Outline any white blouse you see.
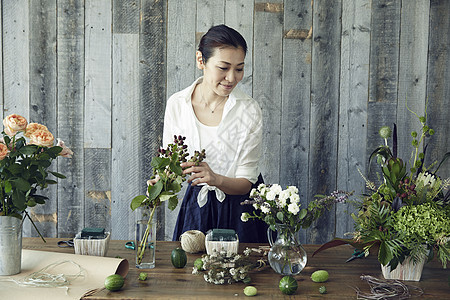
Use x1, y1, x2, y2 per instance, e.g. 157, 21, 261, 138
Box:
162, 77, 262, 206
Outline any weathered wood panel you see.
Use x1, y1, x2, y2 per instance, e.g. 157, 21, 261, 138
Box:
56, 0, 85, 238
336, 0, 371, 238
139, 0, 167, 241
426, 0, 450, 180
254, 0, 283, 185
280, 0, 312, 243
84, 0, 112, 149
164, 0, 197, 240
366, 0, 401, 182
396, 1, 430, 165
166, 0, 197, 98
84, 148, 111, 230
308, 1, 342, 244
26, 0, 58, 237
2, 0, 29, 117
111, 32, 140, 240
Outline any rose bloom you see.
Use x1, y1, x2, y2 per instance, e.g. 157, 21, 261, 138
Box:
3, 114, 28, 132
4, 126, 18, 137
0, 143, 8, 160
24, 123, 49, 138
29, 129, 54, 147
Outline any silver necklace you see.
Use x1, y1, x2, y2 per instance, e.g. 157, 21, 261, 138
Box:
201, 85, 227, 113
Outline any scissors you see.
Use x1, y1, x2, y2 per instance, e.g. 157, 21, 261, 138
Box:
346, 248, 365, 262
125, 241, 135, 250
57, 239, 74, 248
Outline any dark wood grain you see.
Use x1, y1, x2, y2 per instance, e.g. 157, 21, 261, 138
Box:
56, 0, 85, 238
27, 0, 58, 238
308, 0, 342, 244
22, 238, 450, 299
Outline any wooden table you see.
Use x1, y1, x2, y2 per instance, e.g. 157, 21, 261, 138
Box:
23, 238, 449, 299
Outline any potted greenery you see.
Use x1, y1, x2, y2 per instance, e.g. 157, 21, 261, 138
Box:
130, 135, 204, 269
0, 114, 72, 275
314, 105, 449, 281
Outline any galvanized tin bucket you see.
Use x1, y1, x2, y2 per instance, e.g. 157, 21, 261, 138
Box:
0, 216, 23, 275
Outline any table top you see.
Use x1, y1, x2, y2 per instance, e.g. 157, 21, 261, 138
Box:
23, 238, 449, 299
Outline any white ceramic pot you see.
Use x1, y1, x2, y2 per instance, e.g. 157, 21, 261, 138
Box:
381, 255, 427, 281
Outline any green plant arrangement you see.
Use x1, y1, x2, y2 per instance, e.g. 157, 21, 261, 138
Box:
0, 114, 72, 238
130, 135, 205, 265
314, 104, 450, 277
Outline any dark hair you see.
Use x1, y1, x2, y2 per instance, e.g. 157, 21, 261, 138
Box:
198, 24, 247, 63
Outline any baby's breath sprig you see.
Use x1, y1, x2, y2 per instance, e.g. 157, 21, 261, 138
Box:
192, 247, 268, 284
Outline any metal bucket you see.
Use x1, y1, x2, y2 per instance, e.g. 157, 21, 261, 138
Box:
0, 216, 23, 275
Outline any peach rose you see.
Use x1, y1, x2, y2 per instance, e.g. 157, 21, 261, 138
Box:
0, 143, 8, 160
29, 129, 54, 147
4, 126, 17, 137
56, 138, 73, 158
3, 114, 28, 133
24, 123, 49, 138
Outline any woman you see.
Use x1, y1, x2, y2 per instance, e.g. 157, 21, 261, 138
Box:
163, 24, 267, 243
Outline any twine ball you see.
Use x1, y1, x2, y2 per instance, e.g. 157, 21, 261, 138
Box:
180, 230, 206, 253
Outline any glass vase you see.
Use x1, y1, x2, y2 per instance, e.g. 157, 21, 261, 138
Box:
135, 206, 156, 269
267, 224, 307, 275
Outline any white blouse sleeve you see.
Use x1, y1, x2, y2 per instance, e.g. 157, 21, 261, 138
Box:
234, 101, 262, 184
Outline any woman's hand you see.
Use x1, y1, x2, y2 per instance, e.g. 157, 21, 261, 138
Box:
146, 175, 160, 196
181, 161, 220, 187
181, 161, 252, 195
147, 175, 160, 186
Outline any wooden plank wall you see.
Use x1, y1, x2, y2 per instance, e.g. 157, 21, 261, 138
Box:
1, 0, 449, 244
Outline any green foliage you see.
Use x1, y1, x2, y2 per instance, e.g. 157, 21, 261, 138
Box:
130, 136, 204, 212
347, 102, 450, 271
1, 135, 65, 217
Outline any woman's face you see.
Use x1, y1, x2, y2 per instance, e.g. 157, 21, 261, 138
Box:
198, 47, 245, 97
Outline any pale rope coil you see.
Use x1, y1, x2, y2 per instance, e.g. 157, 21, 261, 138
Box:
180, 230, 206, 253
12, 260, 85, 288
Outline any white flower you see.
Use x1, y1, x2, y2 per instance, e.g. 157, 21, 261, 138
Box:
261, 203, 270, 214
266, 190, 277, 201
253, 203, 260, 210
270, 184, 282, 194
241, 212, 249, 222
277, 197, 287, 208
250, 188, 258, 197
279, 190, 290, 201
287, 185, 298, 194
257, 183, 266, 191
288, 202, 300, 215
290, 193, 300, 203
229, 268, 236, 276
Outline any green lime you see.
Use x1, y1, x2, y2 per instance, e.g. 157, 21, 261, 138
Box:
279, 276, 298, 295
139, 272, 148, 281
311, 270, 329, 282
104, 274, 125, 291
243, 286, 257, 296
171, 247, 187, 268
194, 258, 203, 271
